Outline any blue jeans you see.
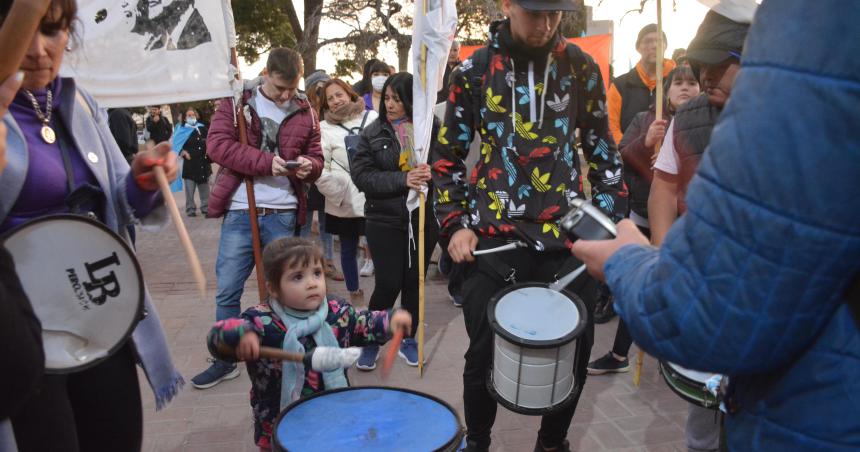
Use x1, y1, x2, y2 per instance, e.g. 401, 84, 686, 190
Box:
339, 234, 360, 292
215, 210, 297, 321
299, 208, 334, 261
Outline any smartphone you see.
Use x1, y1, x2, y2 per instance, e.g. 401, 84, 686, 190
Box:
284, 160, 302, 169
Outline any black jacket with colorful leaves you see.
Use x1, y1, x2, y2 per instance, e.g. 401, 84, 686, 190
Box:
431, 20, 627, 251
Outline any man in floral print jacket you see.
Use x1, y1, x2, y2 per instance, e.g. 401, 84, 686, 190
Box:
431, 1, 626, 451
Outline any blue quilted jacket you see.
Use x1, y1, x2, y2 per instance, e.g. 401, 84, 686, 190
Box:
605, 1, 860, 450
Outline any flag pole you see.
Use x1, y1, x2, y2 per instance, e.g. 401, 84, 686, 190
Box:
230, 48, 267, 302
635, 0, 664, 388
416, 0, 431, 379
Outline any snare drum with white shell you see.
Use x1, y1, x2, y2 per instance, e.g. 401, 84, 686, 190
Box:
1, 215, 144, 373
487, 283, 588, 415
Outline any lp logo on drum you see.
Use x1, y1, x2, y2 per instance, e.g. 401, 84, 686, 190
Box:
66, 252, 122, 309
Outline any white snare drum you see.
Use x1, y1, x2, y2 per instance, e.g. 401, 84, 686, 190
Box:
1, 215, 144, 373
659, 361, 723, 409
487, 283, 587, 414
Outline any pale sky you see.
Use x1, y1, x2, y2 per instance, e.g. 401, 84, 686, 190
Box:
239, 0, 712, 84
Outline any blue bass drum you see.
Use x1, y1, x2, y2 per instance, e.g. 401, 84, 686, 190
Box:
273, 387, 464, 451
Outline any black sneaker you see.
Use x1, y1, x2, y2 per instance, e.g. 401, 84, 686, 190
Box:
191, 359, 240, 389
587, 352, 630, 375
534, 438, 570, 452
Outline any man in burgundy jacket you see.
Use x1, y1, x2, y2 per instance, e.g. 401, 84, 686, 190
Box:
192, 48, 323, 389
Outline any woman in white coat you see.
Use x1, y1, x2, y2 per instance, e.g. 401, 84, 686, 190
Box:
315, 79, 377, 304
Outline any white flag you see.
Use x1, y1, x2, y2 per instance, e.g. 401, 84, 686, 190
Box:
697, 0, 761, 23
61, 0, 233, 108
408, 0, 457, 212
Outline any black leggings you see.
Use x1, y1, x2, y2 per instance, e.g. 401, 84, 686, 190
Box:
11, 343, 143, 452
461, 239, 600, 450
364, 215, 438, 337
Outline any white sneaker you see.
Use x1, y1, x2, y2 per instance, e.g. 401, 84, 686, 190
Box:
359, 259, 375, 277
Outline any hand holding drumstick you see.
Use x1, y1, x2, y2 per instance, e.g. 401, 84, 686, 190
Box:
382, 309, 413, 378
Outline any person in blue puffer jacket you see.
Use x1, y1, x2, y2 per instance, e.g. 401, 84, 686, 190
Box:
570, 1, 860, 450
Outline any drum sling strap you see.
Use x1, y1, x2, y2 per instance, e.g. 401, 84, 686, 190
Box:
53, 117, 104, 216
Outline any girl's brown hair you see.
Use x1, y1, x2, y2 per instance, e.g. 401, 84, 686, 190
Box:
262, 237, 324, 287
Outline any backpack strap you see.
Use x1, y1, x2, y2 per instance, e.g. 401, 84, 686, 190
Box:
336, 123, 352, 134
359, 111, 369, 129
467, 46, 491, 131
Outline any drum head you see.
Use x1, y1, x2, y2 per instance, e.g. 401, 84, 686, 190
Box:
1, 215, 144, 373
488, 283, 586, 348
274, 387, 462, 451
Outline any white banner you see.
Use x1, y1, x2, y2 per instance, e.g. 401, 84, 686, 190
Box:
61, 0, 233, 108
408, 0, 457, 212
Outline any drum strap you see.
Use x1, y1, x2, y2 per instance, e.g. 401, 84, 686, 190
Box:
846, 274, 860, 329
482, 252, 518, 284
53, 117, 103, 215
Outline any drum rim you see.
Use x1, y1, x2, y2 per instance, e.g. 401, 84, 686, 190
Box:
486, 368, 582, 416
0, 214, 145, 374
658, 361, 719, 409
487, 282, 588, 349
272, 386, 464, 452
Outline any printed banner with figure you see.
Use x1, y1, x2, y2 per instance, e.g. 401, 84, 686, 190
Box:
61, 0, 233, 108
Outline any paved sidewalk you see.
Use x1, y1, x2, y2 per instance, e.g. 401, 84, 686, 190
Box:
136, 196, 689, 451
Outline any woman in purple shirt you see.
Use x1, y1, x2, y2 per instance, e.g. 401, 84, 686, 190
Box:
0, 1, 183, 450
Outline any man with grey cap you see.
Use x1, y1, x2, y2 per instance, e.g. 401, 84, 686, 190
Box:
432, 0, 626, 450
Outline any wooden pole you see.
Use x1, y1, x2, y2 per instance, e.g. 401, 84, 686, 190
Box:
230, 48, 267, 302
153, 166, 206, 297
418, 192, 427, 377
635, 0, 664, 388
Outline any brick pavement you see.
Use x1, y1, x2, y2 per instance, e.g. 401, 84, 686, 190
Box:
135, 195, 688, 451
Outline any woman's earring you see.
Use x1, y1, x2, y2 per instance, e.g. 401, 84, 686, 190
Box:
66, 45, 72, 51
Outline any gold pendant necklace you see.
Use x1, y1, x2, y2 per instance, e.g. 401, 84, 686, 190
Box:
24, 89, 56, 144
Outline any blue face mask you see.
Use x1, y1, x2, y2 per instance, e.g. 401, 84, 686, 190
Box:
186, 118, 197, 126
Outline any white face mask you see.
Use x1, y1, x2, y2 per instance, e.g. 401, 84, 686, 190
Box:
371, 75, 388, 93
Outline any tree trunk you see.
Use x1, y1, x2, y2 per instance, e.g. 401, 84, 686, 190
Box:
300, 0, 324, 74
397, 38, 411, 72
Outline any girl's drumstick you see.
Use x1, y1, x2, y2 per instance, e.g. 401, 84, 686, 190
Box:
152, 165, 207, 298
381, 327, 405, 379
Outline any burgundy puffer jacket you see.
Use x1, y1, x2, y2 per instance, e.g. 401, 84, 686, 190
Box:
206, 80, 323, 224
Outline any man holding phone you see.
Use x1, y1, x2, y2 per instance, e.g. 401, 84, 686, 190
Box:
193, 47, 323, 389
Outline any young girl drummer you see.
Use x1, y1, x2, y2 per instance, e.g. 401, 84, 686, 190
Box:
207, 237, 411, 450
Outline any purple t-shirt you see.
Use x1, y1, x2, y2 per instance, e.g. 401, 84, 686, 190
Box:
1, 78, 159, 234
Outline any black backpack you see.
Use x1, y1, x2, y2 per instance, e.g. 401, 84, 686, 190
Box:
337, 111, 371, 167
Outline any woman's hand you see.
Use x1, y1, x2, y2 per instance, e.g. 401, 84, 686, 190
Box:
389, 309, 413, 336
570, 220, 650, 281
131, 142, 178, 191
644, 119, 668, 148
406, 163, 431, 190
236, 331, 261, 361
180, 150, 191, 160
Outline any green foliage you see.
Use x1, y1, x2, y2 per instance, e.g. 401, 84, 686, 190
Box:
232, 0, 297, 64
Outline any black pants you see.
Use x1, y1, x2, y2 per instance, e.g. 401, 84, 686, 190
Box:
609, 225, 650, 357
11, 343, 143, 452
364, 214, 439, 336
439, 237, 465, 298
462, 238, 599, 449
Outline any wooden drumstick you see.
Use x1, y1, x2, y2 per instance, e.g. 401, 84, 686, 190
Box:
259, 346, 305, 363
381, 327, 405, 380
152, 165, 207, 298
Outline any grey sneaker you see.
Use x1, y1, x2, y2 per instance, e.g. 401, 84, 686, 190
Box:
191, 359, 240, 389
